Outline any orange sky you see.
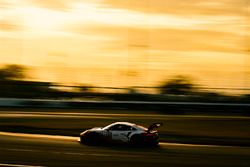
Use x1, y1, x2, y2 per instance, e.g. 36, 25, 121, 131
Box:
0, 0, 249, 90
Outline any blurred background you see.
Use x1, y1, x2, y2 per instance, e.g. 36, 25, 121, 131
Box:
0, 0, 249, 101
0, 3, 250, 165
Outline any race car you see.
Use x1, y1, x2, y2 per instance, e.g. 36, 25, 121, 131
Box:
80, 122, 162, 146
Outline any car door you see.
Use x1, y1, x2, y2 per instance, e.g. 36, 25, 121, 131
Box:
109, 124, 132, 143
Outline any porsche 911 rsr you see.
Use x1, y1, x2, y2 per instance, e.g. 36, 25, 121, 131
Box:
80, 122, 162, 146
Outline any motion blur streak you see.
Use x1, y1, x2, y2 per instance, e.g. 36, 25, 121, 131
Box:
0, 131, 249, 167
0, 111, 249, 119
0, 131, 78, 141
0, 131, 249, 150
0, 163, 45, 167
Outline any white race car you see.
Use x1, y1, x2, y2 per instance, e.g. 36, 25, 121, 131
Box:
80, 122, 162, 146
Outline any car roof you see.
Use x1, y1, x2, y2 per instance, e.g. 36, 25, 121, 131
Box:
111, 122, 136, 126
111, 122, 147, 130
103, 122, 147, 131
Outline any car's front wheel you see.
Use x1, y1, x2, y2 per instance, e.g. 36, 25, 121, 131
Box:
81, 132, 101, 145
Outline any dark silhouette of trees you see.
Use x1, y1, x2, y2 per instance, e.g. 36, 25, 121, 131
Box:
0, 64, 80, 98
159, 75, 195, 95
0, 64, 26, 80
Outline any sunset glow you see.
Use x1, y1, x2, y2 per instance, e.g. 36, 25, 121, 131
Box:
0, 0, 249, 89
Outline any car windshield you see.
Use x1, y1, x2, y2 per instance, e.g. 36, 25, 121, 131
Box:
103, 123, 117, 130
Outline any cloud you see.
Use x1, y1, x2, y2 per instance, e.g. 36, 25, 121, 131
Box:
27, 0, 72, 11
0, 0, 8, 8
78, 25, 245, 53
0, 20, 20, 31
100, 0, 248, 16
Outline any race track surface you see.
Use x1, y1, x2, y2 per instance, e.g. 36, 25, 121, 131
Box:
0, 132, 249, 167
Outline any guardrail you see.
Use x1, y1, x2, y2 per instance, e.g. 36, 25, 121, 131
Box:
0, 98, 249, 116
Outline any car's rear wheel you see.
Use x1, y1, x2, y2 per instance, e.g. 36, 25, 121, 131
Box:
130, 135, 143, 146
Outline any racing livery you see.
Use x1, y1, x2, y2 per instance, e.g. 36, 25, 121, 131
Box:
80, 122, 162, 146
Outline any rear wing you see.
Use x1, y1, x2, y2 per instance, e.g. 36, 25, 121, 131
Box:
147, 123, 163, 132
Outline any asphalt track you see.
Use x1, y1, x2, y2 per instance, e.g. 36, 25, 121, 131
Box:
0, 132, 249, 167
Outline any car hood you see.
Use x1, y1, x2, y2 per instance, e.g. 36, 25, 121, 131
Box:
89, 127, 103, 131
